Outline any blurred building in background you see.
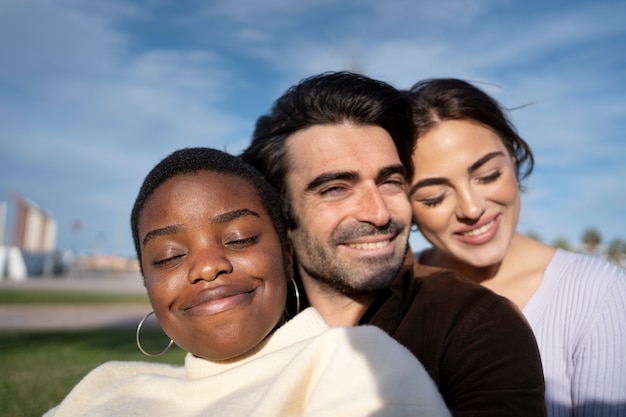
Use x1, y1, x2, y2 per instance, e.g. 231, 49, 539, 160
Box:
1, 192, 138, 281
0, 193, 56, 280
11, 192, 57, 253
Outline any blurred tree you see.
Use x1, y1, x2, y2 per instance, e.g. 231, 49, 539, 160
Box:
526, 231, 542, 243
607, 238, 626, 264
552, 237, 571, 250
582, 227, 602, 253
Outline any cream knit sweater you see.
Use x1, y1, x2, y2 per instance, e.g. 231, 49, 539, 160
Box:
44, 308, 450, 417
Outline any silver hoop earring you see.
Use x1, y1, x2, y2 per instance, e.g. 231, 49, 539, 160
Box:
284, 277, 301, 318
136, 311, 174, 357
291, 277, 301, 315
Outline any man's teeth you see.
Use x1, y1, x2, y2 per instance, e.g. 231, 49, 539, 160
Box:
348, 240, 390, 250
463, 220, 495, 237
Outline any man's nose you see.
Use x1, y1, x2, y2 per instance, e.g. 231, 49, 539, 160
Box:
354, 184, 392, 227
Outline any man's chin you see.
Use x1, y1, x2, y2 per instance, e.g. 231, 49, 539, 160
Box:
344, 266, 398, 293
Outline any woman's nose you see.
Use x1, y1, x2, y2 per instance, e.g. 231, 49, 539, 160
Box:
187, 247, 233, 284
455, 186, 485, 222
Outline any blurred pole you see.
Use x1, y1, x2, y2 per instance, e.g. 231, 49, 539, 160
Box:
0, 201, 7, 246
0, 201, 6, 278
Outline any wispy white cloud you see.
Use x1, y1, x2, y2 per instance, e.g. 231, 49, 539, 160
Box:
1, 0, 624, 253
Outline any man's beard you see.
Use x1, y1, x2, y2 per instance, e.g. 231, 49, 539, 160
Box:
291, 219, 409, 297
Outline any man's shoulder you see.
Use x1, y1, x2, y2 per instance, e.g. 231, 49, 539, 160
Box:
392, 261, 522, 327
410, 262, 469, 283
399, 250, 493, 292
367, 255, 526, 343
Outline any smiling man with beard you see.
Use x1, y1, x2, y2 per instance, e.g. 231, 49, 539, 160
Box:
284, 122, 411, 305
241, 71, 547, 417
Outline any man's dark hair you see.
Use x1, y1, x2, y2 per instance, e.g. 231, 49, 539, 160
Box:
131, 147, 287, 273
240, 71, 415, 228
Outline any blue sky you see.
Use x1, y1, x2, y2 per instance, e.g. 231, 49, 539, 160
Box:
1, 0, 625, 257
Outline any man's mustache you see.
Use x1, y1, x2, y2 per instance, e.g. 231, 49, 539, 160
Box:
331, 219, 406, 243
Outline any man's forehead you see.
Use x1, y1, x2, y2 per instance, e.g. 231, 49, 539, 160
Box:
285, 123, 402, 179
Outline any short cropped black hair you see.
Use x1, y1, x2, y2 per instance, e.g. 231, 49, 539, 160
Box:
130, 147, 287, 273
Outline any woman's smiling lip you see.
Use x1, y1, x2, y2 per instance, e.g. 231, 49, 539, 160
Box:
182, 285, 257, 316
454, 214, 500, 245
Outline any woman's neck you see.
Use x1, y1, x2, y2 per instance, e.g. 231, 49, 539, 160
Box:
422, 246, 502, 285
421, 233, 554, 310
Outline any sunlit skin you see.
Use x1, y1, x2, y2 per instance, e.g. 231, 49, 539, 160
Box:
285, 123, 412, 326
410, 120, 520, 276
137, 171, 290, 361
409, 120, 554, 308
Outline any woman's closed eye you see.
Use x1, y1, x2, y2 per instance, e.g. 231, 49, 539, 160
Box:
152, 253, 185, 267
226, 235, 260, 248
418, 194, 445, 208
477, 170, 502, 184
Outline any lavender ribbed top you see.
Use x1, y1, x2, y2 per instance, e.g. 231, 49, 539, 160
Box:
523, 249, 626, 417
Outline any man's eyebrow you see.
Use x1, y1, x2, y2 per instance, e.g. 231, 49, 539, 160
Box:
305, 171, 358, 192
305, 164, 406, 192
468, 151, 505, 174
141, 208, 260, 246
376, 164, 407, 182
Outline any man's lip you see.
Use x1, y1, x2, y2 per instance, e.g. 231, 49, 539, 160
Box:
340, 234, 397, 251
342, 233, 396, 245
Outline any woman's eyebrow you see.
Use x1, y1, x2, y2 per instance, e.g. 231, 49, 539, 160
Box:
142, 209, 261, 246
409, 177, 448, 197
468, 151, 505, 174
143, 224, 181, 246
211, 208, 260, 224
409, 152, 505, 197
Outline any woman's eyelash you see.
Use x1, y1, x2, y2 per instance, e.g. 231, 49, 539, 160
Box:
153, 254, 183, 266
415, 171, 502, 208
478, 170, 502, 183
228, 235, 260, 246
422, 195, 444, 207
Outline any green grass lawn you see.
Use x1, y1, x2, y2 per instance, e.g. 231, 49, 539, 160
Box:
0, 289, 185, 417
0, 328, 186, 417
